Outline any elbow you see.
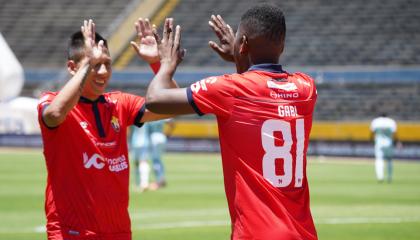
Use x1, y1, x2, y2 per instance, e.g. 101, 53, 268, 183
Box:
145, 99, 161, 113
43, 106, 66, 127
145, 92, 161, 113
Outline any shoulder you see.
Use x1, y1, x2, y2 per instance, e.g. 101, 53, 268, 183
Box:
191, 74, 234, 94
39, 91, 57, 100
292, 72, 315, 85
288, 72, 316, 98
38, 91, 58, 107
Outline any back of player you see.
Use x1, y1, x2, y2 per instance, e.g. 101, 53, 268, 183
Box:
188, 64, 317, 239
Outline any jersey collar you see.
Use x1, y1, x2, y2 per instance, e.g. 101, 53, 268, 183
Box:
79, 95, 107, 104
248, 63, 285, 74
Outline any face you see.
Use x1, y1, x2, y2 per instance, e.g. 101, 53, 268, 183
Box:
68, 49, 112, 100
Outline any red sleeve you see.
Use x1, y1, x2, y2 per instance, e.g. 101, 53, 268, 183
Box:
37, 92, 57, 130
187, 75, 235, 117
119, 93, 146, 128
295, 72, 317, 101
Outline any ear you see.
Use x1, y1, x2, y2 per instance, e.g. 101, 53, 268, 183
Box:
239, 35, 249, 55
279, 41, 285, 55
67, 60, 78, 75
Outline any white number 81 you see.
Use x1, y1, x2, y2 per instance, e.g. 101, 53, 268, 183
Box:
261, 119, 304, 188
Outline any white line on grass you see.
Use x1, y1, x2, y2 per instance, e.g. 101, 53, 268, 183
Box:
317, 216, 420, 224
1, 216, 419, 234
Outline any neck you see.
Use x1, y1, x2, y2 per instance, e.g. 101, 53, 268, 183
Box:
81, 93, 101, 101
250, 56, 279, 65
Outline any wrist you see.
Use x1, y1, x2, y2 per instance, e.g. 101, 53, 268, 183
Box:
150, 62, 161, 74
159, 61, 177, 75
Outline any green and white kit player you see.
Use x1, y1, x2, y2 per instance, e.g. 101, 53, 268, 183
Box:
370, 114, 397, 183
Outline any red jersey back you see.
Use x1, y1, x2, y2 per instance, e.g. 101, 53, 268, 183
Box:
187, 64, 318, 240
38, 91, 145, 240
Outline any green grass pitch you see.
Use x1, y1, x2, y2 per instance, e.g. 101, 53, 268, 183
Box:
0, 149, 419, 240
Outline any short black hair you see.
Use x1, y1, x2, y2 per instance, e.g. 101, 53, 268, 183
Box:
240, 4, 286, 42
67, 31, 108, 62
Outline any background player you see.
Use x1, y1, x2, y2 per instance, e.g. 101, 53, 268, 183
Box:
370, 113, 398, 183
130, 120, 172, 192
38, 20, 169, 239
138, 4, 318, 239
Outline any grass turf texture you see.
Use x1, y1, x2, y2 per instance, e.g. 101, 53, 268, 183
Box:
0, 150, 419, 240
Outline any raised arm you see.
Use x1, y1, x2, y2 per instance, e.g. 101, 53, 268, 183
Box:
145, 18, 194, 114
42, 20, 109, 127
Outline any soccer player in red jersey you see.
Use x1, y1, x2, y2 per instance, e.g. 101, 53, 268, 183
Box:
141, 4, 318, 240
38, 20, 170, 240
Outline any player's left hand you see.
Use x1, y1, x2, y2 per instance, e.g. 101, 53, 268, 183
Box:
158, 18, 185, 70
131, 18, 160, 64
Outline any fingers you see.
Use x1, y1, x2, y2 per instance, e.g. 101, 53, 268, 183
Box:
162, 18, 169, 43
209, 15, 234, 40
139, 18, 146, 37
168, 18, 174, 46
152, 24, 161, 44
130, 41, 140, 53
209, 15, 225, 40
173, 25, 181, 51
216, 15, 227, 28
144, 18, 152, 34
135, 19, 143, 39
208, 41, 224, 55
82, 19, 97, 48
91, 21, 96, 44
98, 40, 104, 49
227, 24, 234, 36
162, 18, 174, 44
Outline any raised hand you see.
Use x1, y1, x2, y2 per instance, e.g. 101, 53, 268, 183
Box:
158, 18, 185, 71
208, 15, 235, 62
81, 19, 108, 66
131, 18, 160, 64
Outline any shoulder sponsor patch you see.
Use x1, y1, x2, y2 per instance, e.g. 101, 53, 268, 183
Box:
267, 80, 297, 91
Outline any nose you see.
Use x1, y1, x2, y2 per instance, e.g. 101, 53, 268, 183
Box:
97, 63, 109, 75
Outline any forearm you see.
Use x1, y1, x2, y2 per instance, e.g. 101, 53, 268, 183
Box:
150, 62, 179, 88
146, 63, 192, 114
146, 62, 177, 101
43, 59, 91, 126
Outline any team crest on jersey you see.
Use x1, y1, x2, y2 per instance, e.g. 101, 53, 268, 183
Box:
111, 116, 120, 132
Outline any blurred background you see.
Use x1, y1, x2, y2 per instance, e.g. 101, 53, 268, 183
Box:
0, 0, 419, 239
1, 0, 420, 157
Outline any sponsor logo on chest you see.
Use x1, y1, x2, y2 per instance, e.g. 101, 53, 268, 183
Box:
83, 152, 128, 172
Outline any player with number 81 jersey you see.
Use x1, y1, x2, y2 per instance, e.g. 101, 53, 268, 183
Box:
187, 63, 317, 239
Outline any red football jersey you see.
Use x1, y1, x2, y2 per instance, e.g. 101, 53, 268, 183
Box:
37, 91, 145, 240
187, 64, 318, 240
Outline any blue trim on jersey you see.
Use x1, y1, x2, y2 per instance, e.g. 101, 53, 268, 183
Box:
134, 104, 146, 128
79, 95, 107, 137
79, 95, 106, 103
248, 64, 285, 74
92, 102, 106, 138
186, 88, 204, 116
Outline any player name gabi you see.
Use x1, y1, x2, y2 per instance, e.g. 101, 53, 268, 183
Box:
278, 105, 298, 117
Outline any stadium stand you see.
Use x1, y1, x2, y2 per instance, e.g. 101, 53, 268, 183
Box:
0, 0, 136, 68
127, 0, 420, 68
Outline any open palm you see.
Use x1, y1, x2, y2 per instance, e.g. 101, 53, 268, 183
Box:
131, 18, 160, 63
